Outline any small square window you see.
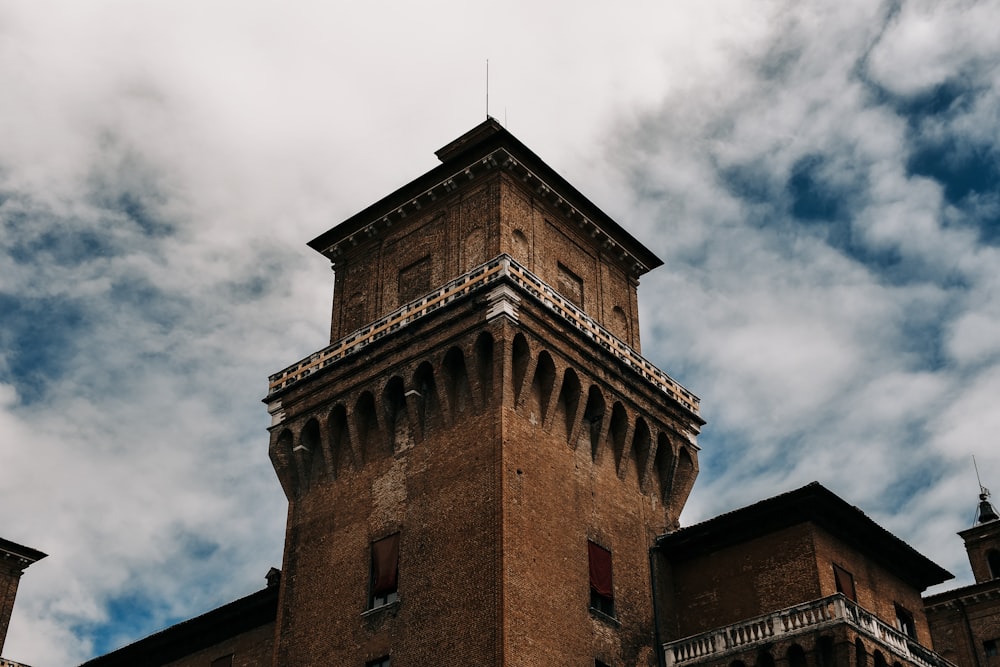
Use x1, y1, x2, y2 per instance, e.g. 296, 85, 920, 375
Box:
984, 639, 998, 657
832, 563, 856, 602
369, 533, 400, 609
588, 540, 614, 617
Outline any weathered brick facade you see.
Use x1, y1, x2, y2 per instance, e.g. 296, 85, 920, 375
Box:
73, 121, 968, 667
0, 538, 45, 661
656, 484, 953, 667
924, 494, 1000, 667
265, 119, 703, 665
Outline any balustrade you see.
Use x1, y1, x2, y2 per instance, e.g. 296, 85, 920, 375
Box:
663, 594, 953, 667
267, 255, 700, 415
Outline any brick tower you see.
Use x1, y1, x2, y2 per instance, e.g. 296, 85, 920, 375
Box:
264, 119, 704, 666
924, 486, 1000, 666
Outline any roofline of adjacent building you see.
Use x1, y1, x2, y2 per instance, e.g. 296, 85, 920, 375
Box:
924, 577, 1000, 608
307, 118, 664, 275
0, 537, 47, 567
656, 482, 953, 590
77, 582, 278, 667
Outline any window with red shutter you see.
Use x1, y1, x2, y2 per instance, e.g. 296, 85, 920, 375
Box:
369, 533, 399, 609
588, 540, 614, 617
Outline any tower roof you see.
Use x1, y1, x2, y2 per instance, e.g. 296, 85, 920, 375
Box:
307, 119, 664, 276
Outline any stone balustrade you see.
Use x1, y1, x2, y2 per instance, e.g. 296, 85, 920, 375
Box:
267, 255, 700, 415
663, 594, 953, 667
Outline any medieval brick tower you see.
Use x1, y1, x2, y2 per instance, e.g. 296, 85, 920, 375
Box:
264, 119, 704, 666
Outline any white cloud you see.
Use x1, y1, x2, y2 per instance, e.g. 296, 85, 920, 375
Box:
2, 1, 999, 664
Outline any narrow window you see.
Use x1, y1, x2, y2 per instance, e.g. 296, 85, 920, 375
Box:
832, 563, 856, 601
399, 255, 432, 304
596, 660, 611, 667
894, 603, 916, 639
366, 657, 391, 667
557, 262, 584, 308
369, 533, 400, 608
988, 549, 1000, 579
588, 540, 614, 617
984, 639, 998, 657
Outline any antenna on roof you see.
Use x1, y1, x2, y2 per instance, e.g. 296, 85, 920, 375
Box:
973, 455, 999, 524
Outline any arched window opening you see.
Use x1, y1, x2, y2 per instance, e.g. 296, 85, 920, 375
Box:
413, 362, 440, 433
631, 418, 651, 488
987, 549, 1000, 579
873, 650, 887, 667
300, 418, 324, 486
528, 351, 556, 424
855, 639, 868, 667
787, 644, 807, 667
756, 650, 775, 667
329, 404, 351, 476
654, 432, 675, 504
555, 368, 581, 442
475, 332, 494, 406
383, 377, 411, 452
443, 347, 472, 415
582, 386, 606, 460
512, 334, 530, 403
817, 636, 835, 667
355, 391, 381, 460
730, 661, 747, 667
608, 402, 629, 467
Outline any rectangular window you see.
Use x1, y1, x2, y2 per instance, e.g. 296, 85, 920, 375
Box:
366, 657, 390, 667
369, 533, 399, 609
588, 540, 614, 617
832, 563, 857, 601
557, 262, 584, 309
984, 639, 998, 657
399, 255, 432, 304
894, 603, 916, 639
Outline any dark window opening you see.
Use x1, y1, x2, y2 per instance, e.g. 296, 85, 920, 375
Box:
596, 660, 611, 667
833, 563, 856, 601
588, 540, 614, 617
984, 639, 998, 657
894, 604, 916, 639
369, 533, 400, 609
366, 657, 390, 667
988, 549, 1000, 579
210, 655, 233, 667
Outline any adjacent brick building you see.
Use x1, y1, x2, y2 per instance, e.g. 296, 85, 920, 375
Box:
77, 121, 966, 667
0, 537, 46, 666
924, 491, 1000, 667
656, 483, 953, 667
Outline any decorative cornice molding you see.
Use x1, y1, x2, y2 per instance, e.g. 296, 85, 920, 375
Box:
266, 255, 699, 419
318, 148, 653, 278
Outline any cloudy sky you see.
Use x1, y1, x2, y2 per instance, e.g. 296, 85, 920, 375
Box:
2, 1, 998, 663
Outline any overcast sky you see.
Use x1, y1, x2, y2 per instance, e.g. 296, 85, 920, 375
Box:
2, 1, 999, 664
